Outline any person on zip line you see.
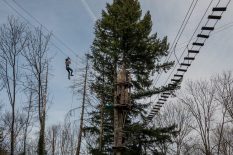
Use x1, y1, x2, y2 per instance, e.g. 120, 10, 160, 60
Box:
65, 57, 74, 79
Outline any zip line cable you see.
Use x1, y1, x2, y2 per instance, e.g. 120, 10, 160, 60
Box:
153, 0, 225, 115
165, 0, 200, 62
163, 0, 230, 86
150, 0, 200, 109
174, 20, 233, 50
155, 0, 231, 90
11, 0, 85, 63
147, 0, 230, 120
1, 0, 90, 124
163, 0, 216, 85
154, 0, 214, 88
169, 22, 233, 55
148, 0, 232, 121
153, 0, 200, 87
1, 0, 66, 57
2, 0, 85, 67
164, 0, 196, 62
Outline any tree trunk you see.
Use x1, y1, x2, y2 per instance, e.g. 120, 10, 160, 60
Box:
76, 57, 88, 155
52, 129, 55, 155
10, 59, 16, 155
10, 106, 15, 155
23, 89, 33, 155
99, 102, 104, 152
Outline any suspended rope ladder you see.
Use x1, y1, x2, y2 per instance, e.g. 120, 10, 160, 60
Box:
147, 0, 231, 121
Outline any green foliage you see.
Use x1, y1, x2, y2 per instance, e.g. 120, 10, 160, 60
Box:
86, 0, 178, 154
124, 123, 178, 154
92, 0, 173, 91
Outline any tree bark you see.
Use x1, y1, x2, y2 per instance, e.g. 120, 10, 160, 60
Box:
76, 57, 88, 155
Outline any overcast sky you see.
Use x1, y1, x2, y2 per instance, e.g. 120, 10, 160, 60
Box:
0, 0, 233, 126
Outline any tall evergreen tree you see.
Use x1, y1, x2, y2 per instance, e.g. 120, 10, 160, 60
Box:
86, 0, 178, 154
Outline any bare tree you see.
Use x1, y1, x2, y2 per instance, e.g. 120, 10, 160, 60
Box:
22, 78, 35, 155
155, 101, 193, 155
23, 27, 51, 155
46, 124, 61, 155
211, 71, 233, 155
180, 80, 218, 155
69, 55, 93, 155
0, 110, 27, 153
46, 116, 79, 155
59, 123, 73, 155
0, 104, 3, 151
213, 108, 228, 155
0, 17, 28, 155
75, 56, 89, 155
214, 72, 233, 122
0, 127, 3, 152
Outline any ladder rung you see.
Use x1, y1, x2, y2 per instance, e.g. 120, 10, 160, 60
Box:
202, 26, 214, 31
159, 98, 167, 101
171, 79, 181, 82
181, 63, 191, 67
212, 7, 227, 11
177, 68, 187, 72
193, 42, 204, 46
152, 105, 162, 111
155, 105, 162, 107
174, 74, 183, 77
188, 50, 199, 53
163, 92, 170, 95
208, 15, 221, 19
161, 95, 168, 98
197, 34, 209, 38
157, 102, 164, 104
184, 57, 195, 60
170, 87, 175, 90
168, 84, 177, 88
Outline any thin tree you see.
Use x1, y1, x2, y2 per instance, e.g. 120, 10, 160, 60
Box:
0, 17, 28, 155
59, 123, 73, 155
213, 71, 233, 155
23, 27, 51, 155
47, 124, 60, 155
75, 56, 89, 155
180, 80, 218, 155
214, 72, 233, 121
1, 110, 27, 152
22, 77, 35, 155
0, 104, 2, 151
155, 101, 193, 155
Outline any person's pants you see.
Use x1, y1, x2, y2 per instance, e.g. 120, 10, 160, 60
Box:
66, 67, 73, 76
